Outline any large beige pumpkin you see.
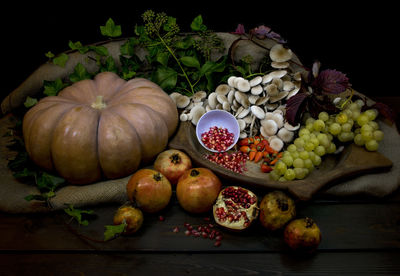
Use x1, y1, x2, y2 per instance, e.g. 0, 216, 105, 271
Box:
22, 72, 178, 185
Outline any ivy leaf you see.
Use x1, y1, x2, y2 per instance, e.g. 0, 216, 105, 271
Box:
190, 15, 207, 32
104, 222, 127, 241
36, 172, 65, 192
88, 45, 109, 56
69, 41, 89, 54
45, 51, 55, 59
99, 56, 118, 73
24, 96, 38, 108
180, 56, 200, 69
285, 92, 309, 125
69, 63, 92, 83
100, 18, 122, 37
312, 69, 350, 94
43, 79, 66, 96
64, 204, 95, 226
52, 53, 69, 68
153, 66, 178, 90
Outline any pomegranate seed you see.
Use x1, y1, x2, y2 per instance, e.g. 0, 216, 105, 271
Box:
214, 241, 221, 247
215, 235, 223, 241
158, 215, 165, 221
184, 230, 191, 236
173, 226, 179, 233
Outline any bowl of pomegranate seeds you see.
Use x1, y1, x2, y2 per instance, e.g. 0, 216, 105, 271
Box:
196, 110, 240, 153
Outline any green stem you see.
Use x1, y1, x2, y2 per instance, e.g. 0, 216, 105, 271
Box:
245, 72, 265, 79
157, 33, 195, 95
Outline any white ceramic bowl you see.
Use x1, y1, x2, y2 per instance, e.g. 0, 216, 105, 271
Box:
196, 110, 240, 152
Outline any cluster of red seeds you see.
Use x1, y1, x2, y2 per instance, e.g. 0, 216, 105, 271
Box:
222, 186, 257, 208
201, 126, 234, 152
205, 152, 248, 174
172, 218, 223, 247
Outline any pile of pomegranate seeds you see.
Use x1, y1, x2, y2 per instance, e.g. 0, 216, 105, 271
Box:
172, 218, 223, 247
201, 126, 234, 152
222, 186, 257, 208
205, 152, 248, 174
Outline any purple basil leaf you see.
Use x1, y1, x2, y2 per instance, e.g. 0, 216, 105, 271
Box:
250, 25, 286, 43
285, 92, 309, 125
312, 69, 351, 94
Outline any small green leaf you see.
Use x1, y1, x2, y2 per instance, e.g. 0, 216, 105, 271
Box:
100, 18, 122, 37
156, 51, 170, 66
100, 56, 118, 73
190, 15, 207, 32
153, 66, 178, 90
69, 63, 92, 83
36, 172, 65, 192
180, 56, 200, 69
64, 204, 95, 226
43, 79, 66, 96
45, 51, 55, 59
52, 53, 69, 68
24, 96, 38, 108
104, 222, 127, 241
88, 45, 109, 56
69, 41, 89, 54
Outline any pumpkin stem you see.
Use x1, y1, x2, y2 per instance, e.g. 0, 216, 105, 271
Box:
91, 96, 107, 109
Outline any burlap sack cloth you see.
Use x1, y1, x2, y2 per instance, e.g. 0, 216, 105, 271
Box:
1, 33, 399, 213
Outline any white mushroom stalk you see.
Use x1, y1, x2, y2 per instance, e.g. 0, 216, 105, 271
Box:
169, 42, 303, 150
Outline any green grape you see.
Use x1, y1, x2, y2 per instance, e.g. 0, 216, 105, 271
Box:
305, 123, 314, 131
336, 113, 348, 124
310, 137, 320, 147
313, 119, 325, 132
314, 145, 326, 156
348, 102, 360, 111
343, 108, 353, 118
354, 133, 365, 146
318, 111, 329, 121
365, 109, 378, 121
304, 158, 314, 169
361, 124, 373, 133
294, 137, 305, 149
282, 155, 294, 166
368, 121, 379, 130
275, 161, 287, 175
278, 177, 287, 182
351, 110, 361, 121
294, 168, 307, 179
355, 99, 365, 108
299, 151, 310, 160
284, 168, 296, 181
311, 154, 322, 166
299, 128, 310, 137
301, 134, 311, 142
356, 113, 369, 126
326, 142, 337, 154
293, 158, 305, 168
287, 144, 297, 153
317, 133, 330, 148
361, 130, 373, 142
269, 170, 280, 181
341, 122, 352, 133
304, 142, 316, 152
290, 151, 299, 159
338, 132, 354, 142
329, 122, 342, 136
365, 139, 379, 151
305, 117, 315, 126
373, 130, 384, 141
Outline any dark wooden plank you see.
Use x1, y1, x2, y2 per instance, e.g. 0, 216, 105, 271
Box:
1, 195, 399, 252
0, 251, 399, 275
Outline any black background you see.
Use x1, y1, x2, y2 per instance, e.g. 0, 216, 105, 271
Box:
1, 2, 397, 105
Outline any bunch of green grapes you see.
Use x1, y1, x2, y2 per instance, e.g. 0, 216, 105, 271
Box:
270, 99, 384, 181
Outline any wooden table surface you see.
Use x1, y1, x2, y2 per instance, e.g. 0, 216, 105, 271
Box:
0, 96, 399, 276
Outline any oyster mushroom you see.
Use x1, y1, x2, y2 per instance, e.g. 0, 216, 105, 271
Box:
271, 61, 290, 69
271, 113, 284, 128
217, 94, 228, 105
227, 89, 235, 103
180, 113, 188, 122
277, 128, 294, 143
269, 91, 289, 103
261, 119, 278, 136
236, 78, 251, 92
190, 106, 205, 125
237, 119, 246, 131
251, 85, 263, 95
215, 84, 231, 96
284, 122, 300, 131
249, 76, 263, 87
251, 105, 265, 120
169, 92, 182, 104
208, 92, 218, 109
283, 81, 295, 92
176, 95, 191, 109
265, 83, 279, 96
236, 107, 250, 119
269, 137, 284, 152
255, 96, 269, 106
262, 70, 288, 84
222, 102, 231, 112
248, 95, 259, 105
192, 91, 207, 102
270, 44, 293, 62
227, 76, 237, 87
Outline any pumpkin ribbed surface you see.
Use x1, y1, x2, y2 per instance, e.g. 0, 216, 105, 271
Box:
22, 72, 178, 185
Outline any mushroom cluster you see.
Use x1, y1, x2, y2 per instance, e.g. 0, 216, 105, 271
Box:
169, 43, 302, 152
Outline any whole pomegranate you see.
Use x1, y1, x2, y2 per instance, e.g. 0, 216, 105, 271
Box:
154, 149, 192, 185
284, 217, 322, 252
259, 191, 296, 231
113, 204, 144, 235
126, 168, 172, 213
213, 186, 259, 231
176, 168, 222, 214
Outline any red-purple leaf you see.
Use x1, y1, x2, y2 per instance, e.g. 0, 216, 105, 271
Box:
285, 92, 309, 125
250, 25, 287, 43
312, 69, 350, 94
231, 24, 245, 35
